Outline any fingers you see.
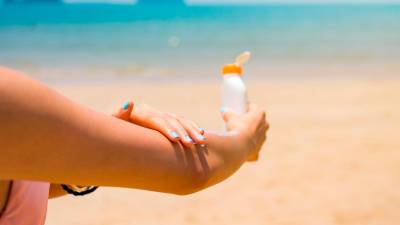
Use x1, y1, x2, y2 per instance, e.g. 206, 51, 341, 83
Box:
166, 113, 205, 146
248, 123, 268, 163
166, 117, 197, 148
148, 117, 181, 142
220, 107, 238, 122
112, 101, 134, 121
149, 116, 205, 148
247, 103, 258, 113
186, 119, 205, 135
247, 103, 265, 120
175, 117, 206, 145
247, 103, 267, 125
264, 119, 270, 132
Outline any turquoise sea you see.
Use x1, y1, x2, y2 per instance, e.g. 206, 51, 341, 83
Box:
0, 4, 399, 82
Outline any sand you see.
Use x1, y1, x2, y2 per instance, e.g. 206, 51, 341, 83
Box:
45, 79, 400, 225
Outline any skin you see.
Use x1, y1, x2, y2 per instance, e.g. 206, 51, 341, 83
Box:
0, 66, 268, 211
0, 181, 11, 213
113, 102, 207, 148
48, 103, 207, 199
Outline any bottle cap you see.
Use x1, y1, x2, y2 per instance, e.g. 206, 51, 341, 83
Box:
221, 51, 251, 76
222, 64, 242, 75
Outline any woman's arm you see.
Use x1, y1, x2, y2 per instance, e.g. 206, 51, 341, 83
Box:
0, 67, 267, 195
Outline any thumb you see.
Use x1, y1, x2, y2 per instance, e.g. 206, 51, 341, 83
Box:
112, 101, 134, 121
220, 107, 237, 122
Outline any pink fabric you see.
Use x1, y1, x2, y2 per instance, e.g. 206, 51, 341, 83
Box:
0, 181, 50, 225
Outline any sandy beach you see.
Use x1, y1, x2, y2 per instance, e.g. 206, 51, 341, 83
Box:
44, 78, 400, 225
1, 2, 399, 224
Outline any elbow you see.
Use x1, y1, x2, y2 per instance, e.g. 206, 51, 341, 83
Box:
171, 170, 212, 196
173, 186, 203, 196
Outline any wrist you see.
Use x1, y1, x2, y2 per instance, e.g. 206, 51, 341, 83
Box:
226, 130, 253, 160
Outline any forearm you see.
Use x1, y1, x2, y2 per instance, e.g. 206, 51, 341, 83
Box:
0, 67, 249, 195
47, 133, 248, 197
192, 131, 249, 192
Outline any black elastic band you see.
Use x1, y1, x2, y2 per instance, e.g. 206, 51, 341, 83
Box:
61, 184, 98, 196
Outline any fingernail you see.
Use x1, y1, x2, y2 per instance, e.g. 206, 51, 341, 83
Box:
184, 135, 193, 143
220, 107, 228, 113
122, 102, 130, 110
199, 128, 205, 133
170, 131, 179, 139
198, 134, 205, 140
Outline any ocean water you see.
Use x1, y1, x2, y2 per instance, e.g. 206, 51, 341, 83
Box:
0, 4, 399, 82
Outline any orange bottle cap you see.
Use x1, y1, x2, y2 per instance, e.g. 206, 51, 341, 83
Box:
222, 64, 242, 75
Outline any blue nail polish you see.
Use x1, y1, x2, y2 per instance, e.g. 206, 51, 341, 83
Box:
122, 102, 130, 110
171, 131, 179, 138
184, 135, 193, 143
220, 107, 228, 113
198, 134, 205, 140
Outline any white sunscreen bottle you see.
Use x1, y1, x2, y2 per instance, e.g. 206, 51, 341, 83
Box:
221, 51, 251, 115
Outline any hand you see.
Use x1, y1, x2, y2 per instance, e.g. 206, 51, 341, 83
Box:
113, 102, 206, 148
221, 103, 269, 162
